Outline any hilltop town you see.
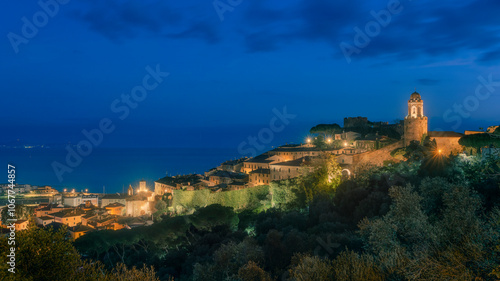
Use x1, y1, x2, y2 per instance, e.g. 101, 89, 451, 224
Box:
1, 91, 498, 240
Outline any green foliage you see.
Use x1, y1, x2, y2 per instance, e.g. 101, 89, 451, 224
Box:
192, 238, 265, 281
459, 133, 500, 150
332, 250, 383, 281
289, 254, 334, 281
298, 153, 342, 202
189, 204, 239, 231
310, 123, 342, 136
0, 223, 162, 281
312, 134, 327, 149
153, 200, 168, 222
237, 261, 272, 281
269, 178, 306, 210
172, 185, 270, 213
1, 204, 35, 225
390, 147, 406, 160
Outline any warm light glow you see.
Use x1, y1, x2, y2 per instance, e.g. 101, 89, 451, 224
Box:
344, 142, 347, 147
63, 189, 67, 192
438, 149, 442, 154
85, 189, 88, 193
327, 138, 332, 143
72, 189, 75, 193
306, 138, 311, 143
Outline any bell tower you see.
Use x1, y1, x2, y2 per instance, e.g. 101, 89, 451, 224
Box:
404, 91, 428, 146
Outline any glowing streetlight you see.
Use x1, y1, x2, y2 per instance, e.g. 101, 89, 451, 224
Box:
438, 149, 442, 154
306, 138, 311, 143
63, 189, 67, 193
85, 189, 88, 193
327, 138, 332, 143
343, 142, 347, 147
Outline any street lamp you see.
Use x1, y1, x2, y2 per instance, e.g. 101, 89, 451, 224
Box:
344, 142, 347, 147
85, 189, 88, 193
306, 138, 311, 143
327, 138, 332, 143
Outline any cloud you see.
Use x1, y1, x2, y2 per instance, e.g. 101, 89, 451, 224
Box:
416, 78, 441, 86
167, 21, 220, 44
477, 50, 500, 65
72, 0, 500, 65
236, 0, 500, 64
73, 0, 219, 44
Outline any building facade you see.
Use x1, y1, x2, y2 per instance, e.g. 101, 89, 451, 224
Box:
404, 92, 428, 146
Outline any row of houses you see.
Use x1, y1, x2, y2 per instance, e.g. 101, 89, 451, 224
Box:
0, 184, 58, 195
2, 182, 158, 240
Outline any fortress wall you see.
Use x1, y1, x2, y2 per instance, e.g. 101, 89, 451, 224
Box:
353, 140, 404, 168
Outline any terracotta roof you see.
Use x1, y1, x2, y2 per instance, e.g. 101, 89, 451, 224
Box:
69, 225, 94, 233
249, 168, 270, 174
51, 209, 84, 218
271, 156, 314, 167
38, 216, 54, 221
428, 131, 464, 138
104, 202, 125, 208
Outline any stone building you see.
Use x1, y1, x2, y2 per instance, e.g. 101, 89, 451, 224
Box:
249, 168, 271, 185
344, 117, 368, 128
270, 156, 313, 181
404, 92, 428, 146
428, 131, 464, 155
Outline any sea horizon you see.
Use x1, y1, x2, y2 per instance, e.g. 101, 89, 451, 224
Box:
1, 146, 244, 194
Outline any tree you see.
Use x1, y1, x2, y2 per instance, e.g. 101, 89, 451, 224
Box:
153, 200, 168, 222
189, 204, 239, 231
238, 261, 272, 281
310, 123, 342, 137
459, 133, 500, 152
1, 204, 35, 225
298, 153, 342, 202
289, 254, 334, 281
0, 222, 162, 280
312, 135, 327, 150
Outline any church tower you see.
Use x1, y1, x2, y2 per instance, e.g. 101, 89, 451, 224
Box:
404, 91, 428, 146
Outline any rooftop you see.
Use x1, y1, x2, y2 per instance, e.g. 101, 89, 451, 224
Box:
271, 156, 314, 167
210, 170, 247, 179
249, 168, 271, 174
38, 216, 54, 221
68, 224, 94, 233
155, 174, 203, 186
428, 131, 464, 138
104, 202, 125, 208
245, 153, 274, 163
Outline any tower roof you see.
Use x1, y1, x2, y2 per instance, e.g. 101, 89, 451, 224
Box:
409, 91, 422, 101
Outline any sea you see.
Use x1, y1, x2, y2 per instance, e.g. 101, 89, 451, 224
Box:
0, 147, 242, 194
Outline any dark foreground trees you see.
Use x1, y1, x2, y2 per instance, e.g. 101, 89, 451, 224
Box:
0, 223, 163, 281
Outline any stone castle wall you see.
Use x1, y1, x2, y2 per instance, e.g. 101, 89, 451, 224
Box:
353, 140, 404, 168
404, 117, 428, 146
344, 117, 368, 128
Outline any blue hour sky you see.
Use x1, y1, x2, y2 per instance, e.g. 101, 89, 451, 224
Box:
1, 0, 499, 149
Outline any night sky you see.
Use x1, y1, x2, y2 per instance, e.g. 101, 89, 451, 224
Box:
2, 0, 499, 149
